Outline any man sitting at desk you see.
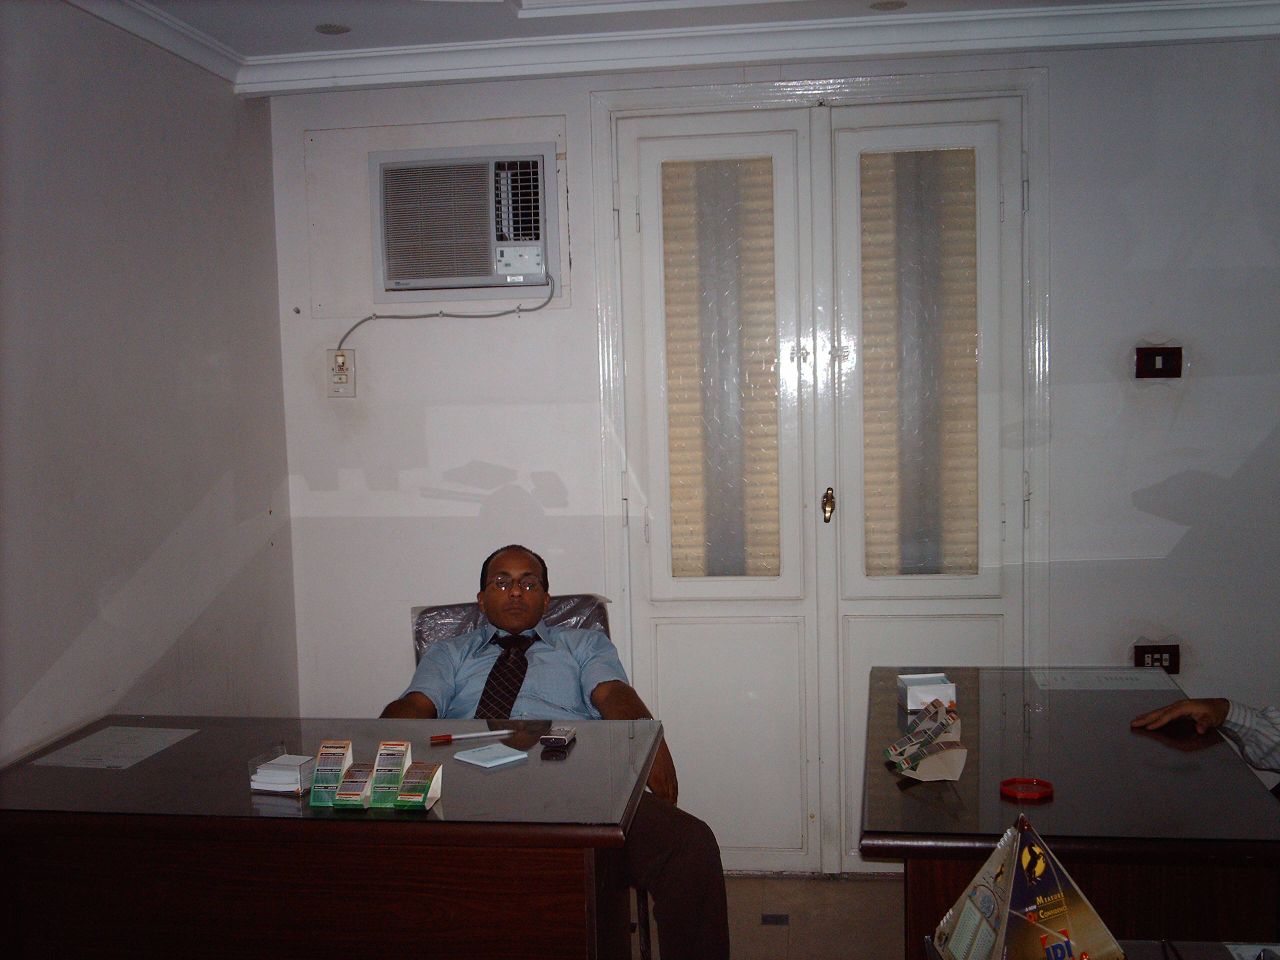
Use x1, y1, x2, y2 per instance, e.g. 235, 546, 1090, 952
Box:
381, 544, 730, 960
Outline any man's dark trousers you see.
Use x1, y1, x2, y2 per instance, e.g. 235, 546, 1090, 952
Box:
624, 792, 730, 960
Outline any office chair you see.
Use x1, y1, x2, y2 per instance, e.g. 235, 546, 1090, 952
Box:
410, 593, 653, 960
412, 593, 611, 663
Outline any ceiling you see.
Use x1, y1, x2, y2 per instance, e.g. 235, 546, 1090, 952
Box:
69, 0, 1280, 95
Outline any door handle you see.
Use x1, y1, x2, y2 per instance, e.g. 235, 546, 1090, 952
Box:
822, 487, 835, 523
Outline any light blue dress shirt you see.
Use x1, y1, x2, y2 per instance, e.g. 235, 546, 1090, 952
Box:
401, 619, 629, 720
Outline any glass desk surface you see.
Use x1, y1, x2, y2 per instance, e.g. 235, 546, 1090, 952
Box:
0, 715, 661, 826
863, 666, 1280, 845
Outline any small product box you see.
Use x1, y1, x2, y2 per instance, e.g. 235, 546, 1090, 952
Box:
332, 761, 375, 809
370, 740, 412, 809
393, 761, 443, 810
308, 739, 353, 807
897, 672, 956, 712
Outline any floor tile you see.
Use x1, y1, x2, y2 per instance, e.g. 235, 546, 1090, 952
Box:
728, 873, 905, 960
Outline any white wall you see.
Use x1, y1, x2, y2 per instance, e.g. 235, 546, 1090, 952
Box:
0, 2, 297, 765
271, 64, 740, 716
1042, 41, 1280, 718
272, 38, 1280, 724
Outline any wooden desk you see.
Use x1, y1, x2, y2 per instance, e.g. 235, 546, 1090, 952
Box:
0, 715, 660, 958
861, 667, 1280, 960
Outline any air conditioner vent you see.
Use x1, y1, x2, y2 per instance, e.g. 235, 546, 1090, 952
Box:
382, 163, 492, 282
494, 160, 542, 243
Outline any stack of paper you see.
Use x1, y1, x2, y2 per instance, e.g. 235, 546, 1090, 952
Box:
250, 754, 315, 795
897, 672, 957, 712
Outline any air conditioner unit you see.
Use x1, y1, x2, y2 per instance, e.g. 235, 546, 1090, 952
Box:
370, 143, 558, 294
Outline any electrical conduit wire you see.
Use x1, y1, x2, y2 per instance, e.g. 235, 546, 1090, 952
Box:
336, 276, 557, 351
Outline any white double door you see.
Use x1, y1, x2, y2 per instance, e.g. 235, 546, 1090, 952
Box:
615, 97, 1027, 872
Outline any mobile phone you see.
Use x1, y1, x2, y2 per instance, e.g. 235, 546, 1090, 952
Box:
539, 726, 577, 747
540, 741, 576, 761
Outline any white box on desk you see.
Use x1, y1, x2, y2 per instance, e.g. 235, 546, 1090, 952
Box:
897, 673, 956, 711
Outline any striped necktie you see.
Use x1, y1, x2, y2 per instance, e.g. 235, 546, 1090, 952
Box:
474, 632, 536, 720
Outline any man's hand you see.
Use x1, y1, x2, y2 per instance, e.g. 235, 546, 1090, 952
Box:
380, 692, 438, 719
645, 738, 679, 805
591, 679, 679, 805
1131, 697, 1229, 735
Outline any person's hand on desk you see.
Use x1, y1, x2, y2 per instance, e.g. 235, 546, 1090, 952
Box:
592, 679, 680, 806
1131, 697, 1230, 735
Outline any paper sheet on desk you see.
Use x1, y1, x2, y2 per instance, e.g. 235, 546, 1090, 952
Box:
1030, 668, 1179, 691
32, 726, 197, 769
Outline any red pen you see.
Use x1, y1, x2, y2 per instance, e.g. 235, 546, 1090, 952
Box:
429, 729, 514, 745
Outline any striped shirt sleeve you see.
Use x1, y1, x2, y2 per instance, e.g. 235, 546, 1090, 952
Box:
1222, 701, 1280, 774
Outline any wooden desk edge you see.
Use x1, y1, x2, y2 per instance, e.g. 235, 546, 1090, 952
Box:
618, 719, 663, 834
860, 830, 1280, 864
0, 808, 630, 849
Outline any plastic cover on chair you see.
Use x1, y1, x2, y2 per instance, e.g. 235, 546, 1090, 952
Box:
411, 594, 611, 663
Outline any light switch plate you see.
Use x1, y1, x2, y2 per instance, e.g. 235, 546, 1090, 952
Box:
1135, 345, 1182, 379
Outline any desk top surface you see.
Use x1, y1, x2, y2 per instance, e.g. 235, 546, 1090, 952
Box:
863, 666, 1280, 854
0, 715, 660, 833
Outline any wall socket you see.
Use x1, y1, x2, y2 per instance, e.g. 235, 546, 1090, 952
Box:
1133, 641, 1180, 674
327, 348, 355, 398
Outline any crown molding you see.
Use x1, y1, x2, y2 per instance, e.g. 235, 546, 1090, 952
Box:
66, 0, 242, 82
66, 0, 1280, 97
515, 0, 815, 16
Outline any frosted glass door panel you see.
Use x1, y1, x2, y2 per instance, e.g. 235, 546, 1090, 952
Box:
833, 111, 1013, 601
859, 148, 979, 577
661, 158, 781, 578
633, 125, 804, 602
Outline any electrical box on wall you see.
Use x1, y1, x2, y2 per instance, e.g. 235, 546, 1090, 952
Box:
369, 143, 558, 296
327, 348, 355, 398
1133, 639, 1180, 674
1135, 345, 1182, 378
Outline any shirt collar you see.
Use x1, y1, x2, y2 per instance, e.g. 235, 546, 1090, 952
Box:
483, 620, 547, 643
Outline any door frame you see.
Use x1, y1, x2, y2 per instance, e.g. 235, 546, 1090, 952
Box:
589, 68, 1050, 871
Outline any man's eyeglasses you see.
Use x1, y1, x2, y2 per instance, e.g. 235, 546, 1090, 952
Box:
486, 575, 544, 594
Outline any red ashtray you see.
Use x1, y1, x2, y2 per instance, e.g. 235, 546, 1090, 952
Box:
1000, 777, 1054, 803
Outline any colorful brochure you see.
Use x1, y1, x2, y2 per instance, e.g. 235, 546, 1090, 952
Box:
887, 698, 962, 759
898, 740, 968, 781
370, 740, 412, 808
886, 698, 967, 780
308, 739, 353, 807
332, 761, 375, 809
934, 815, 1123, 960
393, 761, 442, 810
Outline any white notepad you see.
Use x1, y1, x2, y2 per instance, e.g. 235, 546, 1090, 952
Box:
454, 743, 527, 768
